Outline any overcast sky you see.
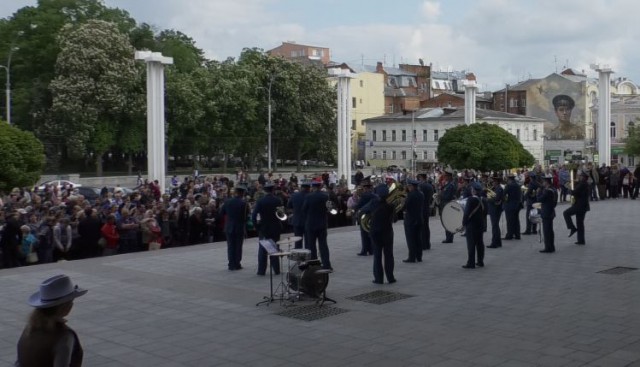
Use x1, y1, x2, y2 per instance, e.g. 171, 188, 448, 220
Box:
2, 0, 638, 90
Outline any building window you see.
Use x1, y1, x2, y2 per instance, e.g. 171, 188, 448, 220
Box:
351, 120, 356, 130
382, 130, 387, 141
611, 122, 616, 138
382, 151, 387, 160
533, 129, 538, 141
422, 129, 427, 141
402, 130, 407, 141
352, 97, 357, 108
413, 130, 417, 142
516, 129, 521, 140
372, 150, 377, 159
392, 151, 397, 160
361, 120, 365, 126
392, 130, 396, 142
360, 80, 364, 87
360, 98, 363, 104
422, 151, 427, 160
434, 129, 439, 141
372, 130, 377, 141
522, 99, 526, 107
401, 151, 407, 160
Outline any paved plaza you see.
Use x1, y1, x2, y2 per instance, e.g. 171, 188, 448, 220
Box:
1, 199, 639, 367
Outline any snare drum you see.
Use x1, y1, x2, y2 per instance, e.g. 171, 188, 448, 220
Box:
529, 208, 542, 224
288, 249, 311, 262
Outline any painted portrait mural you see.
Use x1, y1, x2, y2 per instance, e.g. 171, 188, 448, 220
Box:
527, 74, 586, 140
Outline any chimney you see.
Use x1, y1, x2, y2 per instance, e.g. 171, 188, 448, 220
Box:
465, 72, 477, 81
376, 62, 384, 73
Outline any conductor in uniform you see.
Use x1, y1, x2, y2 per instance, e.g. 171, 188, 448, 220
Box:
440, 169, 457, 243
418, 173, 434, 250
252, 182, 283, 276
355, 180, 375, 256
360, 184, 397, 284
287, 180, 311, 249
302, 181, 333, 270
462, 182, 485, 269
219, 185, 248, 271
537, 174, 557, 253
564, 171, 590, 245
503, 173, 522, 240
403, 179, 424, 263
486, 174, 504, 248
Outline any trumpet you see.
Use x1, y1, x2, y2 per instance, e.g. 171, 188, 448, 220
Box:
486, 188, 496, 199
275, 206, 288, 221
326, 200, 338, 215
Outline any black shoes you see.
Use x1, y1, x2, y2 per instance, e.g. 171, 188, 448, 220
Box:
441, 240, 453, 243
575, 242, 585, 245
372, 280, 383, 284
462, 264, 475, 269
476, 262, 484, 267
402, 259, 416, 263
486, 245, 501, 248
503, 237, 513, 240
539, 250, 555, 253
568, 228, 577, 237
357, 252, 368, 256
522, 232, 532, 235
388, 279, 397, 284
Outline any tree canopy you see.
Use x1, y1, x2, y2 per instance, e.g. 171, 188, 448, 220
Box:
623, 118, 640, 157
0, 122, 45, 192
437, 122, 535, 171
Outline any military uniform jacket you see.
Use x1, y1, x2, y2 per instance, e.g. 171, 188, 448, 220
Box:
488, 185, 504, 214
220, 196, 247, 235
355, 191, 375, 213
404, 189, 424, 227
302, 191, 329, 231
503, 182, 522, 211
525, 181, 539, 205
418, 181, 434, 211
287, 191, 308, 227
536, 187, 557, 219
462, 196, 484, 228
571, 181, 590, 213
252, 193, 283, 239
441, 181, 457, 205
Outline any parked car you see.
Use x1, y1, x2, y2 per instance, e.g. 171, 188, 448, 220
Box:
75, 186, 101, 203
37, 180, 82, 191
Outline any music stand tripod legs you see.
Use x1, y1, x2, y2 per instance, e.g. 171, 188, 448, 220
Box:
256, 257, 276, 306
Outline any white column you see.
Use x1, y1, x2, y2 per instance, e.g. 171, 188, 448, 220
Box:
592, 64, 613, 166
464, 80, 478, 125
135, 51, 173, 194
329, 68, 354, 188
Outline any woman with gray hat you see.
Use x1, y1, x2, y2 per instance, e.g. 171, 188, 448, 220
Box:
16, 274, 87, 366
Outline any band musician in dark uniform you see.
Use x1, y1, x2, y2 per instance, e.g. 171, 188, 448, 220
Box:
564, 171, 590, 245
418, 173, 434, 250
486, 174, 504, 248
302, 181, 333, 270
523, 172, 539, 235
219, 185, 248, 271
440, 169, 457, 243
252, 182, 283, 276
354, 179, 375, 256
503, 173, 522, 240
462, 182, 485, 269
403, 179, 424, 263
359, 184, 396, 284
537, 174, 557, 253
287, 180, 311, 249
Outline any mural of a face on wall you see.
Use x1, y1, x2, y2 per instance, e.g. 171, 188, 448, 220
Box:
527, 76, 586, 141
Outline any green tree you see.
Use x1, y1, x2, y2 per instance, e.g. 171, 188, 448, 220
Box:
0, 122, 45, 192
49, 19, 140, 176
437, 122, 535, 171
624, 118, 640, 156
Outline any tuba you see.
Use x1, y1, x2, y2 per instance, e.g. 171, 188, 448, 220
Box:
361, 183, 406, 232
275, 206, 287, 221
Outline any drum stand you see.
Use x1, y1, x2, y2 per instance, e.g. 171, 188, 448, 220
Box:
314, 269, 336, 307
256, 251, 290, 307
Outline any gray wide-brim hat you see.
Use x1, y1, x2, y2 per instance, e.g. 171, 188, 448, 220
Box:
28, 274, 87, 309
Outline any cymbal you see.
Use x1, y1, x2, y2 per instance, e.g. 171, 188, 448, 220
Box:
277, 236, 303, 245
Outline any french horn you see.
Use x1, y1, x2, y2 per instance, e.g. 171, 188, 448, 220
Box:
275, 206, 288, 221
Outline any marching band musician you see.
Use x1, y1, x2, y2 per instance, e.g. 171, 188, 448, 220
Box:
252, 182, 283, 276
359, 184, 397, 284
354, 179, 375, 256
417, 173, 434, 250
503, 173, 522, 240
486, 174, 504, 248
462, 182, 485, 269
537, 174, 558, 253
403, 179, 425, 263
301, 181, 333, 270
219, 185, 248, 271
563, 171, 590, 245
522, 172, 539, 235
440, 169, 457, 243
287, 180, 311, 249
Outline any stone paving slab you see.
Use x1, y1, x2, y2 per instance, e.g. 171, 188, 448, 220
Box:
1, 199, 639, 366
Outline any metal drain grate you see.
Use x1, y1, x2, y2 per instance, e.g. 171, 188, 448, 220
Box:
597, 266, 638, 275
275, 305, 349, 321
347, 290, 414, 304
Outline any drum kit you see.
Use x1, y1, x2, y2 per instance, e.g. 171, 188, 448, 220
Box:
256, 236, 335, 307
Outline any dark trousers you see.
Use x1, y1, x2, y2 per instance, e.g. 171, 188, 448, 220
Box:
404, 223, 422, 261
422, 216, 431, 250
257, 234, 281, 275
489, 210, 502, 247
563, 207, 586, 243
440, 204, 454, 242
370, 230, 394, 283
293, 225, 304, 249
226, 231, 244, 270
1, 242, 19, 268
542, 217, 555, 252
305, 227, 331, 269
465, 225, 484, 266
524, 205, 538, 233
505, 209, 521, 239
360, 226, 372, 254
118, 237, 138, 254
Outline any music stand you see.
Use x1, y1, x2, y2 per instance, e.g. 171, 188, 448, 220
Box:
256, 239, 289, 306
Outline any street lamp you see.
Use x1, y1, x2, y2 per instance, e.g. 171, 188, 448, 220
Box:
1, 31, 23, 125
259, 74, 279, 171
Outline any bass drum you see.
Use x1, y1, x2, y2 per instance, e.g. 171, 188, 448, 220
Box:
288, 260, 329, 298
440, 200, 465, 233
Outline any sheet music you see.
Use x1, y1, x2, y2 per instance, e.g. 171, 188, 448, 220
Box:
259, 239, 279, 254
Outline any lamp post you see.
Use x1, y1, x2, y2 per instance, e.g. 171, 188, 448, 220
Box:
0, 64, 9, 124
259, 74, 278, 171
